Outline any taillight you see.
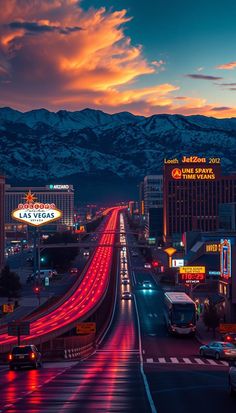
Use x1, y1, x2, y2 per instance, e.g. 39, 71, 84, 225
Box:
226, 336, 232, 341
8, 354, 12, 361
30, 352, 35, 359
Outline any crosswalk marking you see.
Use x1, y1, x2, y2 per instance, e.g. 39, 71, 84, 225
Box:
170, 357, 179, 363
194, 358, 205, 364
206, 359, 217, 365
145, 356, 229, 367
220, 360, 228, 366
182, 358, 191, 364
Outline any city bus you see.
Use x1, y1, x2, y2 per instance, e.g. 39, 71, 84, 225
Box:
164, 292, 196, 335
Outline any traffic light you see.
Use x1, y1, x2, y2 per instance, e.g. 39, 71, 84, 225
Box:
33, 286, 40, 295
152, 260, 159, 268
40, 256, 45, 263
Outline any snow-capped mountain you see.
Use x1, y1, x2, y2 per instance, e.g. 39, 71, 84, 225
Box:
0, 107, 236, 200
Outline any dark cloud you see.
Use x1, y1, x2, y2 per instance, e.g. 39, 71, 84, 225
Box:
219, 82, 236, 86
211, 106, 232, 111
186, 74, 223, 80
8, 21, 82, 35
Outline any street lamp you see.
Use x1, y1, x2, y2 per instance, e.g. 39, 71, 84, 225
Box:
164, 247, 177, 268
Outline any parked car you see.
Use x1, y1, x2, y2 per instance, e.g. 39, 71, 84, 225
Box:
223, 333, 236, 346
70, 268, 79, 274
199, 342, 236, 360
229, 359, 236, 395
8, 345, 42, 370
131, 251, 138, 257
121, 292, 133, 300
144, 263, 152, 269
33, 269, 58, 280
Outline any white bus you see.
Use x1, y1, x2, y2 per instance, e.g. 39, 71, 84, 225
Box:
164, 292, 196, 335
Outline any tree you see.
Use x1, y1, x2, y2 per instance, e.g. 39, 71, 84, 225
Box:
0, 266, 22, 299
203, 301, 220, 336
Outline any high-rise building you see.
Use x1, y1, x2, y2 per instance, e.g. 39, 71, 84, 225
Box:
5, 184, 74, 235
0, 176, 5, 269
163, 157, 236, 242
219, 203, 236, 231
143, 175, 163, 239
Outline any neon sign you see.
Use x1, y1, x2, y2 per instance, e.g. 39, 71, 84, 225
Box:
11, 191, 62, 227
220, 239, 231, 279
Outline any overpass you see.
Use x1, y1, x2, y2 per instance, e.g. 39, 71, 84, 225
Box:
0, 207, 122, 353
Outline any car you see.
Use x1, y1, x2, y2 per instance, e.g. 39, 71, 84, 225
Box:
141, 280, 152, 289
223, 333, 236, 345
8, 345, 42, 370
83, 250, 90, 256
144, 263, 152, 269
229, 359, 236, 395
70, 267, 79, 274
121, 292, 133, 300
199, 341, 236, 360
131, 251, 138, 257
121, 279, 130, 285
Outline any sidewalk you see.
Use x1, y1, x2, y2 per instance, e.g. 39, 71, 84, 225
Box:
196, 315, 221, 345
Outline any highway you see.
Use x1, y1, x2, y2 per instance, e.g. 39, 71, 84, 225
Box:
0, 213, 235, 412
0, 213, 151, 412
0, 208, 120, 349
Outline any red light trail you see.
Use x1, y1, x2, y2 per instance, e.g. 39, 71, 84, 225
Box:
0, 208, 121, 348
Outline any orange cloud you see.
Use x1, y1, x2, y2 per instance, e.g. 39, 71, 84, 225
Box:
216, 61, 236, 70
0, 0, 236, 119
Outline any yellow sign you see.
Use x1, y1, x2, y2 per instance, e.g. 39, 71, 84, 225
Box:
179, 266, 205, 274
76, 322, 96, 335
219, 323, 236, 333
205, 243, 220, 253
2, 304, 14, 313
171, 167, 216, 180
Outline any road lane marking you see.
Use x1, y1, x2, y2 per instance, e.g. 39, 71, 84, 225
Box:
146, 358, 153, 363
206, 359, 218, 365
194, 358, 205, 364
182, 358, 191, 364
220, 360, 228, 366
133, 294, 157, 413
158, 357, 166, 363
170, 357, 179, 363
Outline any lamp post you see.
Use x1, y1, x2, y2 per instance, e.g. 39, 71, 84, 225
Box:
164, 247, 177, 268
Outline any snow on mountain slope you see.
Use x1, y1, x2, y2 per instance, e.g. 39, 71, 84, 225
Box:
0, 107, 235, 182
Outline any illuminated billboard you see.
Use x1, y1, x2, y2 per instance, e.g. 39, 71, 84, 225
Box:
172, 259, 184, 268
12, 191, 62, 227
164, 157, 221, 181
179, 266, 205, 284
220, 239, 231, 279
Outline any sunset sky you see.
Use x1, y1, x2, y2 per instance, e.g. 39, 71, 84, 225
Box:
1, 0, 236, 117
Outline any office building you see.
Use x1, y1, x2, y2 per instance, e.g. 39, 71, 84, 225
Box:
143, 175, 163, 240
219, 203, 236, 231
163, 157, 236, 242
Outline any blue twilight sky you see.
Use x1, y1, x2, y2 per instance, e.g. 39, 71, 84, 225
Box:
1, 0, 236, 116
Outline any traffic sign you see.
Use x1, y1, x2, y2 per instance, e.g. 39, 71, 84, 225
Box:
76, 322, 96, 335
2, 304, 14, 313
179, 266, 205, 274
219, 323, 236, 333
8, 322, 30, 336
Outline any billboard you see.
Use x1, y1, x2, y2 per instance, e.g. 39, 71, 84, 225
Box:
220, 239, 231, 279
172, 259, 184, 268
12, 191, 62, 227
164, 158, 221, 181
179, 266, 205, 284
